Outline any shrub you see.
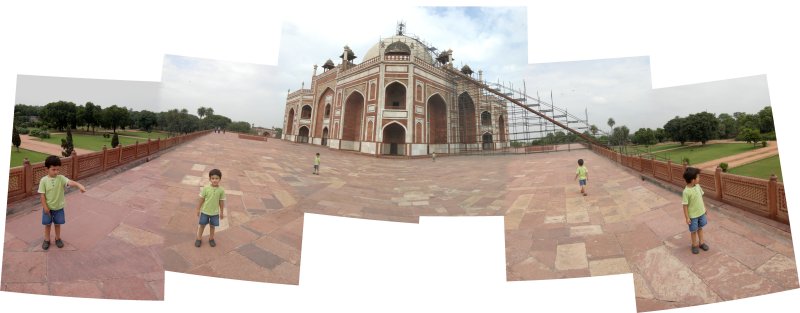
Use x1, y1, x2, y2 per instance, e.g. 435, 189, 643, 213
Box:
719, 162, 729, 172
103, 133, 111, 138
682, 156, 691, 165
18, 127, 29, 134
761, 140, 767, 147
111, 133, 120, 148
29, 128, 51, 139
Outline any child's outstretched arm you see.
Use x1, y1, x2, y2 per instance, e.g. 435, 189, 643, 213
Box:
67, 180, 87, 193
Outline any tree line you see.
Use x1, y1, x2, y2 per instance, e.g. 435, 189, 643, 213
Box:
12, 102, 256, 154
599, 106, 775, 148
13, 102, 255, 136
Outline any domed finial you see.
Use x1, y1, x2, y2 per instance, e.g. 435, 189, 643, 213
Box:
397, 21, 406, 36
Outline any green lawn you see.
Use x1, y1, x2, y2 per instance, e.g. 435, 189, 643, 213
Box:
9, 147, 50, 167
622, 143, 684, 155
41, 133, 143, 151
116, 130, 170, 140
728, 155, 783, 182
652, 143, 761, 165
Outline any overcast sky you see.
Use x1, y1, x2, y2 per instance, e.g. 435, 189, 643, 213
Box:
525, 58, 770, 133
15, 75, 160, 111
14, 6, 771, 132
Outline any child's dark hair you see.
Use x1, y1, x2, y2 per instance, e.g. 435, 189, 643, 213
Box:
316, 153, 320, 156
44, 155, 61, 168
683, 167, 700, 184
577, 159, 584, 166
209, 169, 222, 178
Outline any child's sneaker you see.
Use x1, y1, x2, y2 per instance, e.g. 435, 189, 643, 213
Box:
209, 239, 216, 247
194, 239, 201, 247
699, 243, 709, 251
55, 239, 64, 248
42, 240, 51, 250
691, 246, 700, 254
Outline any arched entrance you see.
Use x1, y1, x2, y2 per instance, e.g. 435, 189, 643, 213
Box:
427, 94, 447, 144
286, 108, 295, 135
298, 126, 310, 143
342, 92, 365, 143
315, 88, 334, 137
458, 92, 477, 144
322, 127, 329, 146
482, 132, 493, 150
385, 82, 407, 110
383, 123, 406, 155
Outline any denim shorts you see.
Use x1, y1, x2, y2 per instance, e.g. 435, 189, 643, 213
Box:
688, 213, 708, 232
314, 165, 319, 170
579, 179, 587, 186
199, 212, 220, 226
42, 208, 66, 225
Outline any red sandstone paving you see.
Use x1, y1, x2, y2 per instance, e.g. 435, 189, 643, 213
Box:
6, 132, 793, 309
2, 147, 173, 300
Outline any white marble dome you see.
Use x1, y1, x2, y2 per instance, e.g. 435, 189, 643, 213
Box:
362, 35, 434, 64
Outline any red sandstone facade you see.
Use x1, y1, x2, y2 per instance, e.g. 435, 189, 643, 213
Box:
283, 32, 510, 156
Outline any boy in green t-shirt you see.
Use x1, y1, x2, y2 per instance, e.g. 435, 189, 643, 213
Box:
195, 169, 226, 247
313, 153, 321, 175
38, 155, 87, 250
574, 159, 589, 196
682, 167, 710, 255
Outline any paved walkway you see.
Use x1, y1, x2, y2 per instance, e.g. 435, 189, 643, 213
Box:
695, 140, 779, 171
153, 133, 796, 312
2, 157, 165, 299
18, 135, 93, 156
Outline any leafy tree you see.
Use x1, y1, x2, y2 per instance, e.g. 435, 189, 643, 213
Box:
41, 101, 78, 131
12, 127, 21, 152
590, 124, 599, 137
275, 128, 283, 138
633, 128, 657, 146
654, 128, 666, 143
227, 121, 252, 133
102, 105, 130, 133
757, 106, 774, 133
685, 112, 718, 145
739, 128, 761, 147
734, 112, 759, 131
205, 108, 214, 116
717, 113, 737, 139
664, 116, 688, 145
61, 128, 75, 157
197, 107, 207, 119
607, 118, 615, 135
137, 110, 158, 132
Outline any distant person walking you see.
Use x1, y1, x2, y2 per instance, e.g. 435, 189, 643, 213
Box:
313, 153, 321, 175
574, 158, 588, 196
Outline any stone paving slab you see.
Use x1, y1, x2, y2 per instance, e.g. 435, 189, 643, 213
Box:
3, 145, 173, 300
6, 131, 794, 310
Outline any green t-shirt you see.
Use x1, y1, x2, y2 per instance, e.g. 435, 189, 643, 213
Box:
576, 166, 588, 180
314, 156, 320, 165
682, 184, 706, 218
38, 174, 69, 210
199, 184, 226, 216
